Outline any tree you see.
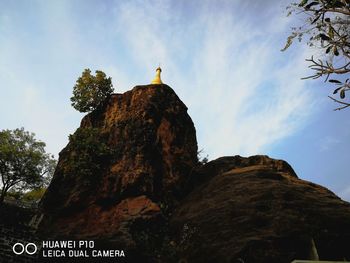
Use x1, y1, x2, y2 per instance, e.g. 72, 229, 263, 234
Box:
70, 69, 114, 112
282, 0, 350, 110
0, 128, 56, 204
21, 187, 47, 202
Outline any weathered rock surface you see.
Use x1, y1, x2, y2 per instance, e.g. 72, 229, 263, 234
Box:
37, 84, 350, 263
170, 156, 350, 263
38, 84, 198, 247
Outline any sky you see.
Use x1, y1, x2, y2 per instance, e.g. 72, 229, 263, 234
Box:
0, 0, 349, 201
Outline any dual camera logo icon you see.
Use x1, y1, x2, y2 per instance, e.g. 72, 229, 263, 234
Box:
12, 242, 37, 255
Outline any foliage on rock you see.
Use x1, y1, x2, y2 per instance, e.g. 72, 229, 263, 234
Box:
70, 69, 114, 112
65, 127, 112, 178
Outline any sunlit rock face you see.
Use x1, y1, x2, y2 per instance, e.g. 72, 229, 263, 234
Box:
37, 85, 350, 263
171, 156, 350, 263
38, 84, 198, 250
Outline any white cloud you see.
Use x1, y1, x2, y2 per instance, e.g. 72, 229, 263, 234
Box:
0, 0, 320, 161
112, 0, 318, 158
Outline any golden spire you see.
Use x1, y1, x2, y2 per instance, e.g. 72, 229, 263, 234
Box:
151, 67, 163, 84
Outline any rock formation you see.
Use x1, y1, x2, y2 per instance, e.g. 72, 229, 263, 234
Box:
37, 84, 350, 263
38, 84, 197, 247
171, 156, 350, 263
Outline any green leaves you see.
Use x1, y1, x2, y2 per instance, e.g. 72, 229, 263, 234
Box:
333, 46, 339, 56
299, 0, 309, 7
330, 81, 348, 100
340, 89, 346, 99
319, 33, 331, 41
71, 69, 114, 113
0, 128, 56, 202
66, 127, 112, 179
332, 1, 346, 8
329, 79, 342, 84
281, 33, 298, 51
305, 1, 319, 9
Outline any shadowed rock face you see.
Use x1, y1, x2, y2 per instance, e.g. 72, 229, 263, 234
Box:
38, 84, 198, 246
170, 156, 350, 263
37, 85, 350, 263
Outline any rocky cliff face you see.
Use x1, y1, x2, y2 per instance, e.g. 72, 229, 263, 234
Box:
38, 84, 350, 263
38, 84, 198, 246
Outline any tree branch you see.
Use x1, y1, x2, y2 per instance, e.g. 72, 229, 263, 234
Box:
328, 96, 350, 110
305, 7, 350, 16
305, 57, 350, 78
324, 8, 350, 16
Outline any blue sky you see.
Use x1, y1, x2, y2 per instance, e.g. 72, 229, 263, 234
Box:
1, 0, 349, 201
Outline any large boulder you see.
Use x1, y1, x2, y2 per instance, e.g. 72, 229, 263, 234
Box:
38, 84, 198, 248
170, 156, 350, 263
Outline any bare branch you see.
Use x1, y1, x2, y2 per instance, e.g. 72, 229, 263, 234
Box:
328, 96, 350, 110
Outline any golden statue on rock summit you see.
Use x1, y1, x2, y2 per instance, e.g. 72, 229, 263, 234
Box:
151, 67, 163, 84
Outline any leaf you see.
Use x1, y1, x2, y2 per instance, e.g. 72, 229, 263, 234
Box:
305, 1, 319, 9
299, 0, 309, 6
333, 47, 339, 56
333, 1, 346, 7
329, 79, 342, 84
281, 33, 297, 51
340, 89, 345, 99
333, 87, 342, 94
328, 26, 334, 39
311, 14, 321, 24
319, 34, 330, 41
